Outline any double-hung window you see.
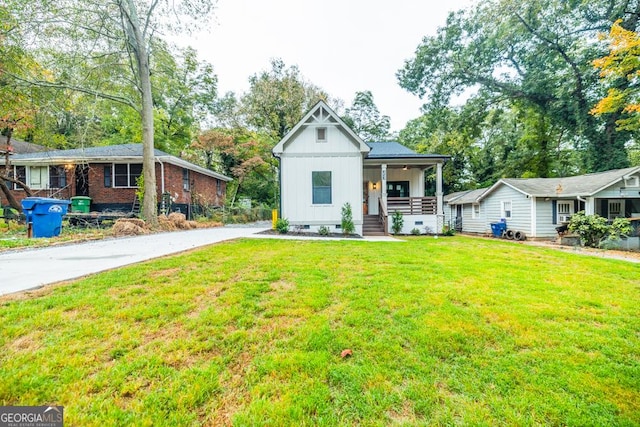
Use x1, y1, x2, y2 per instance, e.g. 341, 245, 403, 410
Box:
312, 171, 332, 204
501, 201, 512, 219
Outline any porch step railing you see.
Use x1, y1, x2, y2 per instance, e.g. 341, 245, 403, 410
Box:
387, 197, 437, 215
378, 198, 387, 235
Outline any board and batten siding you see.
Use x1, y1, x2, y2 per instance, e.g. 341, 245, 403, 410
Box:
279, 123, 364, 234
483, 185, 532, 235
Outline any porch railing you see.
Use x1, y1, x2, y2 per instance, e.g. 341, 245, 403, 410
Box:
387, 197, 437, 215
378, 198, 387, 235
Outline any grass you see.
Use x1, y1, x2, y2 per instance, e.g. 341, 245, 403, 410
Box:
0, 220, 113, 251
0, 236, 638, 426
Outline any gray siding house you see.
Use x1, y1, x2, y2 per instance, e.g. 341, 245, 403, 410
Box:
445, 167, 640, 239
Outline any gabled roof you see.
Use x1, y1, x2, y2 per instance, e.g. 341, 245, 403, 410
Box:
366, 141, 450, 161
2, 143, 232, 182
445, 187, 489, 205
478, 166, 640, 200
272, 100, 370, 155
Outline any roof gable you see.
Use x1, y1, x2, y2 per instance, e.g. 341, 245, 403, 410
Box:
272, 100, 370, 155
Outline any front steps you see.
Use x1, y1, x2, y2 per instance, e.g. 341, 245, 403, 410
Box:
363, 215, 386, 236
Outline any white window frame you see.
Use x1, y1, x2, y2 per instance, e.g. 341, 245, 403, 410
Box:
472, 203, 480, 219
316, 127, 327, 143
557, 200, 574, 223
608, 199, 624, 220
500, 200, 512, 219
28, 166, 48, 190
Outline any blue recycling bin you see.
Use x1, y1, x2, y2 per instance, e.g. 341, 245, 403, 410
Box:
490, 221, 507, 238
21, 197, 71, 238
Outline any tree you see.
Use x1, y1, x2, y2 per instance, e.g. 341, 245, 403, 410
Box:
398, 0, 640, 173
342, 90, 391, 141
241, 58, 330, 140
4, 0, 217, 226
592, 19, 640, 132
191, 128, 277, 207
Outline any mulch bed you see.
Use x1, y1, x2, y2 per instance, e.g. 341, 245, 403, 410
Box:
257, 229, 363, 239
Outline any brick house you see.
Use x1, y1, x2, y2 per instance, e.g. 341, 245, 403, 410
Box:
1, 144, 231, 217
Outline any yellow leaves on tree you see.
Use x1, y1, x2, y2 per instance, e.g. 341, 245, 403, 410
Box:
591, 20, 640, 130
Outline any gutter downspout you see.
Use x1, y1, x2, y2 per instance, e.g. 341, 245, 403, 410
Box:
157, 158, 165, 194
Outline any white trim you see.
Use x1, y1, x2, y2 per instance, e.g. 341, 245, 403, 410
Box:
500, 200, 513, 219
472, 203, 480, 219
272, 100, 370, 156
530, 196, 537, 237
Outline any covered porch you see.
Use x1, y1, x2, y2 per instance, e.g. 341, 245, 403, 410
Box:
362, 159, 446, 235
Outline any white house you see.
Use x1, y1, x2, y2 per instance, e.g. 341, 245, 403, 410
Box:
272, 101, 449, 235
445, 166, 640, 240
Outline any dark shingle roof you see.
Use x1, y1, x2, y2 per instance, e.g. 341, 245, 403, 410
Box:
0, 136, 48, 154
365, 142, 449, 160
9, 143, 168, 160
4, 143, 232, 181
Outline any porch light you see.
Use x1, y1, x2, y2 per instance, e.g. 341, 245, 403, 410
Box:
372, 182, 377, 190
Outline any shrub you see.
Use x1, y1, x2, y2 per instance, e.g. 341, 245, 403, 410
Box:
275, 218, 290, 234
391, 211, 404, 235
568, 211, 632, 248
318, 225, 330, 236
411, 227, 421, 236
341, 203, 355, 235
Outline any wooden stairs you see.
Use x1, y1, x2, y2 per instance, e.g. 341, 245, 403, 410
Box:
363, 215, 386, 236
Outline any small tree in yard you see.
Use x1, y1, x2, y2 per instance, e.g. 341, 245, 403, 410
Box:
391, 211, 404, 235
341, 203, 355, 235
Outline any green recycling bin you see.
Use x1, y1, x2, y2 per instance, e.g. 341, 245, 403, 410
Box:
70, 196, 92, 213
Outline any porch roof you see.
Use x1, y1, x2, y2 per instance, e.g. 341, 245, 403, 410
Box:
364, 142, 449, 164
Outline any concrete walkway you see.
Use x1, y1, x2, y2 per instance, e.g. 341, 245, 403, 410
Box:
0, 226, 268, 296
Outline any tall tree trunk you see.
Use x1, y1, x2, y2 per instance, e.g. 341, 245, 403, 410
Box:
121, 0, 158, 226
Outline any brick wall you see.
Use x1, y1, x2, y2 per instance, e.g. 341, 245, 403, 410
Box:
2, 162, 227, 209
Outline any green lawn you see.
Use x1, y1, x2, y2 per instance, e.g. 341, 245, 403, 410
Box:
0, 236, 638, 426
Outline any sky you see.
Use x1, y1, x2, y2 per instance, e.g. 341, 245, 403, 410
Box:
185, 0, 474, 132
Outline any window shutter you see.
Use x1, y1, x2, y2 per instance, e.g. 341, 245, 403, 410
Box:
551, 200, 557, 225
104, 166, 112, 187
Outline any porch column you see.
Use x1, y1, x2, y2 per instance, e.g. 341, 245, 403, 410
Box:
585, 197, 595, 215
381, 164, 387, 208
436, 162, 444, 215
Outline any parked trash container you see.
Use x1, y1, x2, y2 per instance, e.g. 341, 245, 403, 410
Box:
21, 197, 71, 238
70, 196, 92, 213
490, 221, 507, 238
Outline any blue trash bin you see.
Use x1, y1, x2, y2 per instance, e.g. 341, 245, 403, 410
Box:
21, 197, 71, 238
490, 221, 507, 238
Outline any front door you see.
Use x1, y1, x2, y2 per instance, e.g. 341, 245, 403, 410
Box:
75, 165, 89, 196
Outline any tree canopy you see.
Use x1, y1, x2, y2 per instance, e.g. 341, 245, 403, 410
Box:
398, 0, 640, 176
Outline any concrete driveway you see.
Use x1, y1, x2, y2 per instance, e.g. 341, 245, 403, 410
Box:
0, 225, 268, 296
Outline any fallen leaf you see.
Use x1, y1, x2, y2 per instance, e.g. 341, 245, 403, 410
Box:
340, 349, 353, 358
